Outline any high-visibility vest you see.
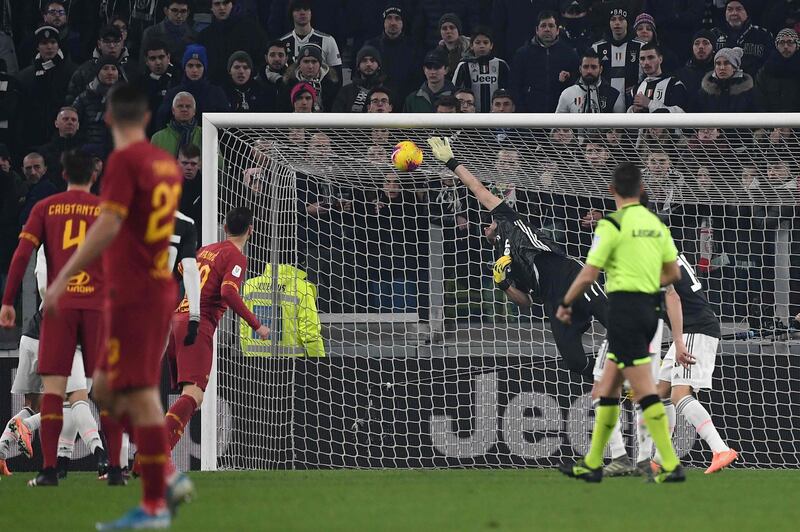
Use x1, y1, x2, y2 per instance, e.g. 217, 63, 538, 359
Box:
239, 264, 325, 357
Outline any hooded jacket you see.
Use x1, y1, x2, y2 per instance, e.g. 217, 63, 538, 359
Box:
692, 71, 760, 113
511, 36, 579, 113
67, 47, 137, 103
280, 62, 340, 113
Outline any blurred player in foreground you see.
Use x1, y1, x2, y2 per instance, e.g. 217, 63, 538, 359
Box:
164, 206, 268, 454
1, 150, 106, 486
556, 162, 685, 483
45, 84, 193, 529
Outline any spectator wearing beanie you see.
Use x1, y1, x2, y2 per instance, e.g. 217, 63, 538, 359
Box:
364, 6, 421, 105
223, 50, 270, 112
199, 0, 269, 84
641, 0, 704, 63
756, 29, 800, 112
692, 47, 760, 113
333, 45, 393, 113
632, 13, 680, 75
290, 81, 317, 112
411, 1, 480, 53
156, 44, 229, 129
492, 0, 563, 61
436, 13, 471, 75
72, 55, 122, 156
676, 29, 716, 97
560, 0, 595, 56
280, 43, 339, 112
511, 10, 579, 113
452, 26, 510, 113
16, 26, 77, 155
591, 5, 645, 97
711, 0, 774, 75
404, 49, 456, 113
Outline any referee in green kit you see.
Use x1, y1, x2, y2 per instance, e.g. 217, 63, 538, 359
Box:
555, 162, 685, 483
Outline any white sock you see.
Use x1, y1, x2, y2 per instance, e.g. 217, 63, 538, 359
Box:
677, 395, 729, 453
121, 433, 130, 468
58, 403, 77, 458
23, 413, 41, 432
0, 408, 34, 459
71, 400, 103, 453
635, 406, 653, 463
653, 399, 677, 465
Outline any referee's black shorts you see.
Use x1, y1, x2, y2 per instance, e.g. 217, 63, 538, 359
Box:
606, 292, 661, 369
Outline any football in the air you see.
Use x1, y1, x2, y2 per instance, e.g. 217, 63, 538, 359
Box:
392, 141, 424, 171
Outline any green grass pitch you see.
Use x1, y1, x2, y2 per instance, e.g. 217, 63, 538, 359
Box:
1, 469, 797, 531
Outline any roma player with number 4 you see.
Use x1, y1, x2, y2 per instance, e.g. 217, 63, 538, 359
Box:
0, 149, 105, 488
44, 84, 193, 530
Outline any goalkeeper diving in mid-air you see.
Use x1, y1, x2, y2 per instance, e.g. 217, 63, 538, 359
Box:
427, 137, 607, 379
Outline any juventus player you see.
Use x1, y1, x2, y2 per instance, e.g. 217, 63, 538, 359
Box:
428, 137, 607, 379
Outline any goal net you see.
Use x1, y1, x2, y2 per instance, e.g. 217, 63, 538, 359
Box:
200, 113, 800, 471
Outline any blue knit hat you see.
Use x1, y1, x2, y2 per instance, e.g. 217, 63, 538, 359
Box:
182, 44, 208, 69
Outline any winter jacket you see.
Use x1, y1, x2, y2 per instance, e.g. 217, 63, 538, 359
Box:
223, 77, 272, 112
411, 0, 480, 52
711, 20, 774, 75
692, 72, 761, 113
255, 66, 287, 113
755, 51, 800, 113
364, 33, 421, 104
156, 76, 229, 130
332, 70, 391, 113
150, 122, 202, 156
403, 80, 456, 113
140, 19, 198, 66
491, 0, 560, 61
16, 51, 77, 154
280, 63, 340, 113
72, 79, 115, 155
437, 35, 471, 76
67, 48, 137, 103
675, 56, 714, 98
510, 37, 579, 113
198, 14, 268, 84
556, 78, 625, 113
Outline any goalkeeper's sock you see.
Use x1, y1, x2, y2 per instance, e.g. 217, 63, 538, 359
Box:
677, 395, 729, 453
653, 399, 676, 465
101, 410, 123, 468
72, 400, 103, 453
57, 402, 77, 458
585, 397, 619, 470
594, 398, 627, 459
39, 394, 64, 469
635, 406, 653, 463
165, 395, 197, 450
640, 395, 679, 472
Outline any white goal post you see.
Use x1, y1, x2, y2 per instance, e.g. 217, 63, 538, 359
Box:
201, 112, 800, 472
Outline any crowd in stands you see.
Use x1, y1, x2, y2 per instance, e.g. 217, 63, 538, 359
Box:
0, 0, 799, 325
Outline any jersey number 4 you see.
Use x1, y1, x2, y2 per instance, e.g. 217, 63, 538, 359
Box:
62, 219, 87, 250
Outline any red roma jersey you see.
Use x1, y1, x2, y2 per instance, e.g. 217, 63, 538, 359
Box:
177, 240, 248, 327
100, 141, 182, 306
19, 190, 103, 309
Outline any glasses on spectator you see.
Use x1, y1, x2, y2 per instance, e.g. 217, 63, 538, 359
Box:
169, 7, 189, 14
47, 9, 66, 16
370, 98, 390, 105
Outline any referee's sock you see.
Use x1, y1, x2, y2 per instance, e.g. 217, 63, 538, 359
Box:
640, 394, 680, 471
585, 397, 619, 470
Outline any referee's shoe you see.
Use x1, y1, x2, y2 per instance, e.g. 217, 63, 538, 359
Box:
559, 457, 603, 483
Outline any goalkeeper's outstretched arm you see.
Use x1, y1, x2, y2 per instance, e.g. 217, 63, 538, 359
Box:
427, 137, 502, 211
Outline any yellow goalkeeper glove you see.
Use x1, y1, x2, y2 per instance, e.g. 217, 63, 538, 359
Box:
493, 255, 512, 290
427, 137, 460, 171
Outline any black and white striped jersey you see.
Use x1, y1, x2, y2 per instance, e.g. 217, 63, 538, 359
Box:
631, 74, 688, 113
452, 56, 511, 113
169, 211, 198, 277
671, 254, 721, 338
279, 29, 342, 67
592, 37, 643, 96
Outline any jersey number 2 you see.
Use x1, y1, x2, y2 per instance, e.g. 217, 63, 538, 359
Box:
145, 183, 181, 244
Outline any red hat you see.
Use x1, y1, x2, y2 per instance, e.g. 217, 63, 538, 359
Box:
290, 82, 317, 104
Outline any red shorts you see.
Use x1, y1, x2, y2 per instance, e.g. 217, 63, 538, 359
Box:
38, 308, 103, 377
100, 299, 174, 391
166, 315, 215, 392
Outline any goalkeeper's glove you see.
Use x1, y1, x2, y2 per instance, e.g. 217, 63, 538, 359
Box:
493, 255, 513, 290
427, 137, 460, 171
184, 318, 200, 346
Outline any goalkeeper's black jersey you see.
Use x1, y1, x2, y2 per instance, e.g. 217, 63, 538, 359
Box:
490, 202, 566, 301
169, 211, 199, 277
671, 254, 721, 338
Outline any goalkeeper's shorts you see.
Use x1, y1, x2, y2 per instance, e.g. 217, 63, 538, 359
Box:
605, 292, 661, 369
